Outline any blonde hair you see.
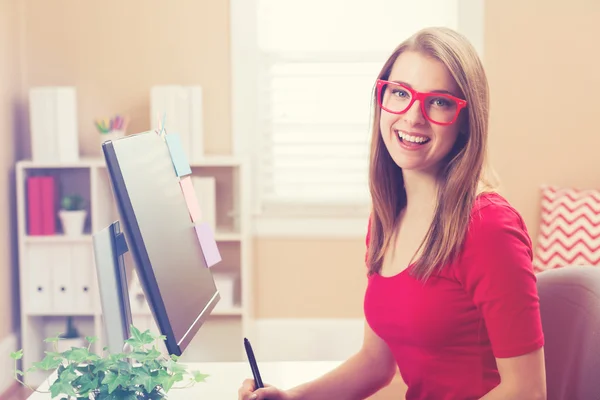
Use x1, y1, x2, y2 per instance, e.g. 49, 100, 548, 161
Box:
366, 27, 497, 280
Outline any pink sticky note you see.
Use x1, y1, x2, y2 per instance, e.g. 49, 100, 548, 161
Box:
195, 222, 222, 268
179, 176, 201, 223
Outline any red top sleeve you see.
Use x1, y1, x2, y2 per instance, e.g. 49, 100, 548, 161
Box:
455, 202, 545, 358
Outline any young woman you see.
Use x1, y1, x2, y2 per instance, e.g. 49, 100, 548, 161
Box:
238, 27, 547, 400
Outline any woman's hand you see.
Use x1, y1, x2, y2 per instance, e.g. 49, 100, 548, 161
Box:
238, 378, 296, 400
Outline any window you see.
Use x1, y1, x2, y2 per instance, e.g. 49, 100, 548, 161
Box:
230, 0, 484, 235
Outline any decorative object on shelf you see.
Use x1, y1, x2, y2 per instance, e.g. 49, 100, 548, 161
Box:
10, 325, 209, 400
95, 115, 129, 148
150, 85, 204, 162
26, 175, 56, 235
58, 194, 87, 236
29, 86, 79, 163
56, 316, 86, 353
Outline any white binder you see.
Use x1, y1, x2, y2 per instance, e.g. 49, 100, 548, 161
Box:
150, 85, 204, 162
29, 86, 79, 163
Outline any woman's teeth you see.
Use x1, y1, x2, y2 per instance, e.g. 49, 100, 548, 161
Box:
396, 131, 430, 144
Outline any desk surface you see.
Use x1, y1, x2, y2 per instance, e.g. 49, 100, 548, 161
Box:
27, 361, 343, 399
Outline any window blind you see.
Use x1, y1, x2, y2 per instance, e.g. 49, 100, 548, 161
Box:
254, 0, 459, 215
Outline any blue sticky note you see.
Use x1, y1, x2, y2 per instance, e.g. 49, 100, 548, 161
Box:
195, 223, 222, 268
165, 133, 192, 177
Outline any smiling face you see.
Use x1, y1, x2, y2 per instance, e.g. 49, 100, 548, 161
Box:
379, 50, 465, 176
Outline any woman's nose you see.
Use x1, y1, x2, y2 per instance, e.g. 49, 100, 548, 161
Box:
402, 99, 426, 126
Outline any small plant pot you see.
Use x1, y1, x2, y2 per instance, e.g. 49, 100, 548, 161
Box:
59, 210, 87, 236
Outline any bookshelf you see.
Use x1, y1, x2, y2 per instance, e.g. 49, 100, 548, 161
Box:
16, 156, 253, 387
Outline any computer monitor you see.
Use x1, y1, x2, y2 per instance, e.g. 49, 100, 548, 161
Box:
96, 130, 221, 357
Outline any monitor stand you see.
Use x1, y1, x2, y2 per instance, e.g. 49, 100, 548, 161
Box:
92, 221, 135, 355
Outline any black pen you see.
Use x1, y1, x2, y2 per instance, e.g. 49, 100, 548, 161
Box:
244, 337, 264, 389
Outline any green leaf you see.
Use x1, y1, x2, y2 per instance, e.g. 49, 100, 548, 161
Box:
162, 373, 181, 393
63, 347, 91, 363
163, 358, 186, 374
127, 325, 155, 347
131, 346, 162, 363
44, 333, 62, 343
57, 367, 78, 383
131, 325, 143, 342
123, 337, 143, 350
72, 373, 98, 395
32, 353, 62, 370
107, 352, 127, 364
10, 349, 23, 360
130, 368, 154, 391
149, 369, 169, 391
86, 336, 98, 344
192, 370, 210, 383
115, 360, 132, 374
102, 372, 129, 394
49, 376, 76, 398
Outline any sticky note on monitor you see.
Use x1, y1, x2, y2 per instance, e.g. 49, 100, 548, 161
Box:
195, 222, 221, 268
165, 133, 192, 177
179, 176, 201, 223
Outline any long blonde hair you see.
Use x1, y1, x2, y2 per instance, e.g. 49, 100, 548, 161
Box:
366, 27, 496, 280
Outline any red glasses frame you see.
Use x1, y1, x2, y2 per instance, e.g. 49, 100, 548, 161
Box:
376, 79, 467, 126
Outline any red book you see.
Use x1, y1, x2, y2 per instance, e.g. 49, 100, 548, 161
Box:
40, 176, 56, 235
27, 177, 43, 235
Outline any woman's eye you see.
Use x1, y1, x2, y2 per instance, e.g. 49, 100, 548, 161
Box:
391, 89, 409, 98
431, 98, 449, 107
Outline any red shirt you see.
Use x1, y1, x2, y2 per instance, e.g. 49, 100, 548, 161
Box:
364, 193, 545, 399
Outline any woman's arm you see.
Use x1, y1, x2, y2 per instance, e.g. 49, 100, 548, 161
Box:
479, 347, 547, 399
457, 203, 547, 400
286, 322, 397, 400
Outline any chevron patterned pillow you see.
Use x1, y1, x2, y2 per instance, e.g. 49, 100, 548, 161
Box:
533, 185, 600, 272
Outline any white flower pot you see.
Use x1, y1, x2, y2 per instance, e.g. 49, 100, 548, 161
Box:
59, 210, 87, 236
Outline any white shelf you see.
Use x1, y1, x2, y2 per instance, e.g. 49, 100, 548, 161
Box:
24, 234, 93, 244
26, 311, 96, 317
213, 306, 243, 316
215, 230, 242, 241
16, 155, 248, 169
16, 156, 253, 385
24, 232, 239, 243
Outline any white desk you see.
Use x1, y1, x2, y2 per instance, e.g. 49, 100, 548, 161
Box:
27, 361, 343, 399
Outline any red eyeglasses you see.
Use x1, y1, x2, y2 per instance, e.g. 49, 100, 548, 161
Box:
376, 79, 467, 126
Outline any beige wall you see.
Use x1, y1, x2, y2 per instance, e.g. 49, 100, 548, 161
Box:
0, 0, 20, 342
2, 0, 600, 339
20, 0, 231, 159
485, 0, 600, 244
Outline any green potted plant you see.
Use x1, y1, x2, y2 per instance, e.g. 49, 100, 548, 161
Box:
10, 325, 208, 399
58, 194, 87, 236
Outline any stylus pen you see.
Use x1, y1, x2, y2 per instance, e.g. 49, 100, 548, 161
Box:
244, 337, 264, 389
